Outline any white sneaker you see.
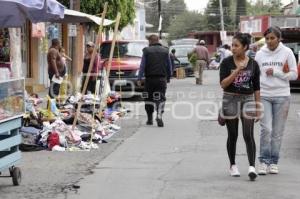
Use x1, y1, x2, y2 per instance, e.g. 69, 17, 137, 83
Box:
229, 165, 240, 177
269, 164, 279, 174
248, 166, 257, 181
258, 162, 268, 175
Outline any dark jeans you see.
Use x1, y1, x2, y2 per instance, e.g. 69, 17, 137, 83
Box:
144, 77, 167, 117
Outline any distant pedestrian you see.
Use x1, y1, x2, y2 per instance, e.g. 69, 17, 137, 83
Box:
247, 44, 258, 59
255, 26, 298, 175
137, 34, 172, 127
47, 38, 64, 98
220, 33, 261, 181
58, 47, 72, 98
59, 47, 72, 75
81, 41, 101, 94
170, 48, 180, 73
192, 40, 209, 85
219, 44, 232, 63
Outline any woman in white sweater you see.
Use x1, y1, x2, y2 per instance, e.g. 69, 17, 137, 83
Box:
255, 26, 298, 175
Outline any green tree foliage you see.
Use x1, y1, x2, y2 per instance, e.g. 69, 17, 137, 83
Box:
57, 0, 135, 30
167, 11, 207, 41
204, 0, 235, 31
145, 0, 166, 32
246, 0, 282, 16
161, 0, 186, 32
145, 0, 186, 32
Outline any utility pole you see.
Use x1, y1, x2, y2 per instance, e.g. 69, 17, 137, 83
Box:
70, 0, 82, 94
219, 0, 225, 31
70, 0, 73, 9
158, 0, 162, 39
219, 0, 226, 45
293, 0, 299, 14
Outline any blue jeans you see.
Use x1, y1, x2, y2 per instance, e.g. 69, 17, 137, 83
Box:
259, 96, 290, 165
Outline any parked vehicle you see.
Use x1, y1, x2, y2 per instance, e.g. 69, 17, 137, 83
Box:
281, 27, 300, 91
289, 62, 300, 90
171, 38, 198, 46
169, 44, 195, 76
100, 40, 148, 94
288, 51, 300, 90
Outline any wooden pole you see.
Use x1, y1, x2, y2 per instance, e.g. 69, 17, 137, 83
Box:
106, 13, 121, 78
71, 0, 81, 94
71, 2, 108, 130
98, 13, 121, 113
96, 12, 121, 120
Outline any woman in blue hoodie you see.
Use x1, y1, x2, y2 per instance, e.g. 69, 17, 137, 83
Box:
255, 27, 298, 175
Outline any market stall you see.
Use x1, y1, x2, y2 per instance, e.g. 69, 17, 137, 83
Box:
0, 0, 64, 186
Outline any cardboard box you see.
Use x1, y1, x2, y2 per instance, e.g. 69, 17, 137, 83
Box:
176, 67, 185, 79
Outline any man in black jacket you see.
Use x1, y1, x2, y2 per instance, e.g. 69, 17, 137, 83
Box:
137, 35, 172, 127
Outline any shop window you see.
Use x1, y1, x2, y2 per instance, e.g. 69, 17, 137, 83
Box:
0, 29, 10, 63
0, 28, 11, 80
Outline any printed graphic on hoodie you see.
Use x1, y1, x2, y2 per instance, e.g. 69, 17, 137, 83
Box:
261, 61, 283, 67
261, 61, 289, 73
232, 69, 252, 89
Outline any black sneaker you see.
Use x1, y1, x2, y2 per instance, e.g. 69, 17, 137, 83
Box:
156, 118, 164, 127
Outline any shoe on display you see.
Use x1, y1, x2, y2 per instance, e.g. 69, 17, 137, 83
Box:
109, 124, 121, 131
229, 165, 240, 177
248, 166, 257, 181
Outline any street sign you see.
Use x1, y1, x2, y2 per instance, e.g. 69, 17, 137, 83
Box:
68, 25, 77, 37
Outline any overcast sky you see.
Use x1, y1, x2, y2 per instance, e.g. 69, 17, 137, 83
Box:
184, 0, 294, 12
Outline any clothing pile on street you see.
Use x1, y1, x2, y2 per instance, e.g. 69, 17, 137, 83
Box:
20, 91, 128, 152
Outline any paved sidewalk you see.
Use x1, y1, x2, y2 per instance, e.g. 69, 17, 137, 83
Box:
62, 74, 300, 199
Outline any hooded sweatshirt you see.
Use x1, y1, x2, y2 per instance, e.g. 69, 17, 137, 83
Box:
255, 42, 298, 97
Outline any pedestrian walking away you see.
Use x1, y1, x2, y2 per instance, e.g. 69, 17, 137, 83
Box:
170, 48, 180, 73
137, 34, 172, 127
219, 33, 261, 181
255, 26, 298, 175
192, 40, 209, 85
47, 38, 64, 98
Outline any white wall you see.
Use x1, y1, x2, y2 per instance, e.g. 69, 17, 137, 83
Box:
121, 2, 146, 40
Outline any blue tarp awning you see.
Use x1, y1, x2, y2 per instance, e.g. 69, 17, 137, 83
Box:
0, 0, 65, 28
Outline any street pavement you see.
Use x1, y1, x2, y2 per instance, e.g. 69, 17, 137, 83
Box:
58, 70, 300, 199
0, 104, 144, 199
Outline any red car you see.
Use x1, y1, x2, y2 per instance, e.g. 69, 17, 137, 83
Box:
100, 40, 148, 94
